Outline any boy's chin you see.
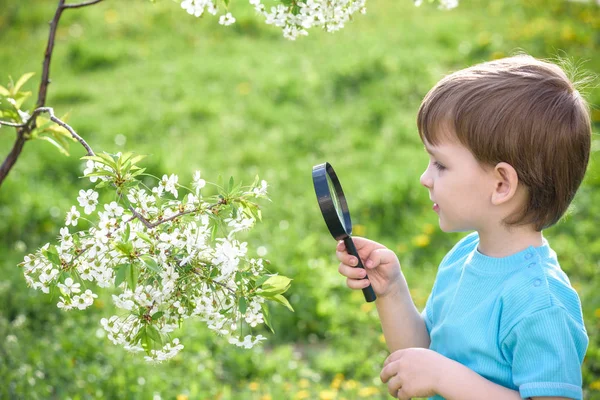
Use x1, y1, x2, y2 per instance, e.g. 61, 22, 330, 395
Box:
438, 220, 472, 233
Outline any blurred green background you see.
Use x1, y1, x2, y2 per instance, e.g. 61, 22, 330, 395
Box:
1, 0, 599, 399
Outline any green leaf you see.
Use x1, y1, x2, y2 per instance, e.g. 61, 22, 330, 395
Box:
43, 245, 61, 266
228, 176, 234, 192
95, 180, 110, 189
37, 136, 70, 156
84, 171, 115, 179
259, 275, 292, 296
146, 325, 163, 345
140, 330, 150, 353
115, 241, 133, 256
270, 294, 294, 312
129, 168, 146, 178
261, 304, 274, 333
238, 297, 247, 314
115, 263, 130, 287
142, 256, 161, 273
0, 85, 9, 96
127, 263, 138, 291
136, 231, 153, 244
123, 223, 131, 242
12, 72, 35, 95
101, 153, 118, 169
129, 154, 147, 165
13, 91, 31, 109
151, 311, 164, 321
254, 275, 272, 288
211, 223, 218, 242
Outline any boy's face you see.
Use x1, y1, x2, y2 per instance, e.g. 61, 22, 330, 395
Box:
419, 138, 496, 233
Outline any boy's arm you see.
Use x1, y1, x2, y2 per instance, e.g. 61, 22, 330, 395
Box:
382, 349, 573, 400
437, 359, 572, 400
376, 275, 430, 352
435, 357, 522, 399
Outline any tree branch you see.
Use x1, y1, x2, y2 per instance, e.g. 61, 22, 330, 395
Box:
0, 107, 94, 188
0, 130, 27, 188
37, 0, 66, 109
63, 0, 105, 9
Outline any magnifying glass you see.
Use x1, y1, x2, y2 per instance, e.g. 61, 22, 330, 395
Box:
312, 162, 376, 303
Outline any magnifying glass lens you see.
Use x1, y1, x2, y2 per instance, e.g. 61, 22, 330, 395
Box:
326, 173, 345, 229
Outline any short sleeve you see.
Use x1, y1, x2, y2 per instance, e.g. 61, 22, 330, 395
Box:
421, 295, 433, 335
501, 306, 588, 399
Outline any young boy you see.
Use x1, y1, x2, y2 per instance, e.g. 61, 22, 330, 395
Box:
336, 55, 591, 400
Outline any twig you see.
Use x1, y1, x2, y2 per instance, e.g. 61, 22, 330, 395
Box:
41, 107, 94, 156
128, 206, 154, 230
63, 0, 105, 9
0, 120, 25, 128
126, 202, 221, 230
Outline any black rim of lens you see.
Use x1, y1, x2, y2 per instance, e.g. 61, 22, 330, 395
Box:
312, 162, 352, 240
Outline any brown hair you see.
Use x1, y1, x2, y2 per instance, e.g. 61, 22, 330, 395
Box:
417, 55, 592, 231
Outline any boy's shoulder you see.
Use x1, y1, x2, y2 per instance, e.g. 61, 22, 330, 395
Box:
439, 231, 479, 267
497, 242, 585, 341
437, 232, 585, 340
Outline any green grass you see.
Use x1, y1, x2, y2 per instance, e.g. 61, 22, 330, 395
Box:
1, 0, 599, 398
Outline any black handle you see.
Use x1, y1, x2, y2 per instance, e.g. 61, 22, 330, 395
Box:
343, 236, 377, 303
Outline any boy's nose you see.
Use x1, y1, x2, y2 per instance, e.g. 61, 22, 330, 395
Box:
420, 169, 433, 189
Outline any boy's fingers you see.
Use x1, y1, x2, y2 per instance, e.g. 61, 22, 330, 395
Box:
335, 250, 359, 266
365, 248, 393, 269
338, 263, 367, 280
383, 349, 404, 367
346, 277, 371, 290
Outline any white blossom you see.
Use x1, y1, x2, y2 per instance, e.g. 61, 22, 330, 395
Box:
77, 189, 99, 215
57, 277, 81, 295
21, 158, 288, 363
219, 13, 236, 26
192, 171, 206, 195
65, 206, 80, 226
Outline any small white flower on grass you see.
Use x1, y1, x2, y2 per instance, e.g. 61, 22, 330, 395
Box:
219, 12, 236, 26
77, 189, 99, 215
65, 206, 80, 226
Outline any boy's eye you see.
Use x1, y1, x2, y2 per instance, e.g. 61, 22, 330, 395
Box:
433, 161, 446, 171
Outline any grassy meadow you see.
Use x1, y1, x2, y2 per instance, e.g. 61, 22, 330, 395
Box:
1, 0, 599, 398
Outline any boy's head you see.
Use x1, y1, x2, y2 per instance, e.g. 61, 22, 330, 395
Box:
417, 54, 592, 231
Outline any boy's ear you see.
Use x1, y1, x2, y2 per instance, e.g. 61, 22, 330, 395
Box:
491, 162, 519, 205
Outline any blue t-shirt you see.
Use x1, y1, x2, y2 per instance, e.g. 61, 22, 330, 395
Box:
421, 232, 588, 399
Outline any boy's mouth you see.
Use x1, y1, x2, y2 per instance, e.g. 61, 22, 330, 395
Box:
433, 203, 440, 212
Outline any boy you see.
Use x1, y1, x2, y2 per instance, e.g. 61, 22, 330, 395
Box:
336, 55, 591, 399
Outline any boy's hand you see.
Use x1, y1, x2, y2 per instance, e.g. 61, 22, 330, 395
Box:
336, 237, 403, 298
380, 348, 444, 400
